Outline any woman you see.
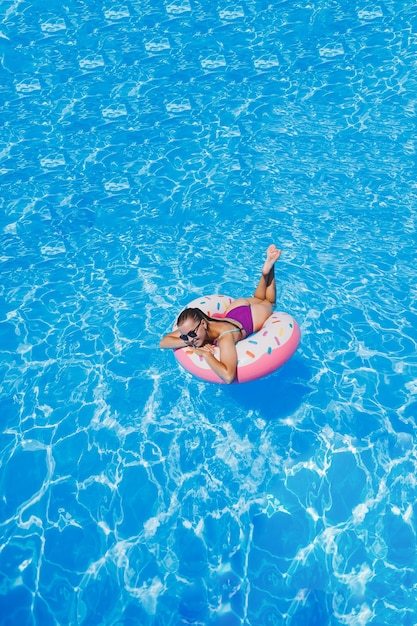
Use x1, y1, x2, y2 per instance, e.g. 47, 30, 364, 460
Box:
160, 244, 281, 384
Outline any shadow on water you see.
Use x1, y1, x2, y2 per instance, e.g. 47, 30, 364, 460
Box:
224, 356, 312, 422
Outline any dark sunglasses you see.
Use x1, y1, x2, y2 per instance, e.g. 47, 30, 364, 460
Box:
179, 319, 203, 342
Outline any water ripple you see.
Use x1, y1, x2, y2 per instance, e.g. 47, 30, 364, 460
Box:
1, 0, 417, 624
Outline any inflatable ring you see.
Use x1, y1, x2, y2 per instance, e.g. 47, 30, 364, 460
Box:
173, 295, 300, 384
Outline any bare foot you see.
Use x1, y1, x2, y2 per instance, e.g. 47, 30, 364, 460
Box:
262, 244, 281, 275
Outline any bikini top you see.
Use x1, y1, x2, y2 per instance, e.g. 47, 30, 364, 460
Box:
214, 319, 243, 345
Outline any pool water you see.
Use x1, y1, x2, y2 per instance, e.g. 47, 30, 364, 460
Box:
1, 0, 417, 624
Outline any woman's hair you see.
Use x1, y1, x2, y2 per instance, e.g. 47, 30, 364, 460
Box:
176, 307, 220, 327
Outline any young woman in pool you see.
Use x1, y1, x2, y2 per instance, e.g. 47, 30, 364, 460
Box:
160, 244, 281, 384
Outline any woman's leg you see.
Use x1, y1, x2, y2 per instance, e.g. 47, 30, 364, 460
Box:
226, 246, 281, 331
253, 244, 281, 304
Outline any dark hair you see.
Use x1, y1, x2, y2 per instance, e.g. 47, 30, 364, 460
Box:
177, 307, 207, 326
177, 307, 221, 327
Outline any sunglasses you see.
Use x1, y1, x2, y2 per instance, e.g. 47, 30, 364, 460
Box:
179, 319, 203, 342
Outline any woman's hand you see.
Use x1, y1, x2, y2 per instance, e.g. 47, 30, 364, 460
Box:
192, 343, 216, 356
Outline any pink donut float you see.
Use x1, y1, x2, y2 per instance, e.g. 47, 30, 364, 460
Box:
174, 295, 300, 384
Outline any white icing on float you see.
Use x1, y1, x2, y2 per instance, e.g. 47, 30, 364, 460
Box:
174, 295, 300, 384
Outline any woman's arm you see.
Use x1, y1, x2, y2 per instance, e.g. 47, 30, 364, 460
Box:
193, 335, 238, 384
160, 330, 191, 349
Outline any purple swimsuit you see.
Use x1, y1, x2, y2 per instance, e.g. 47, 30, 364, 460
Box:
224, 305, 254, 337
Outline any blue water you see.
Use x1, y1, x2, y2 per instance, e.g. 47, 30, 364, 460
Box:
1, 0, 416, 624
